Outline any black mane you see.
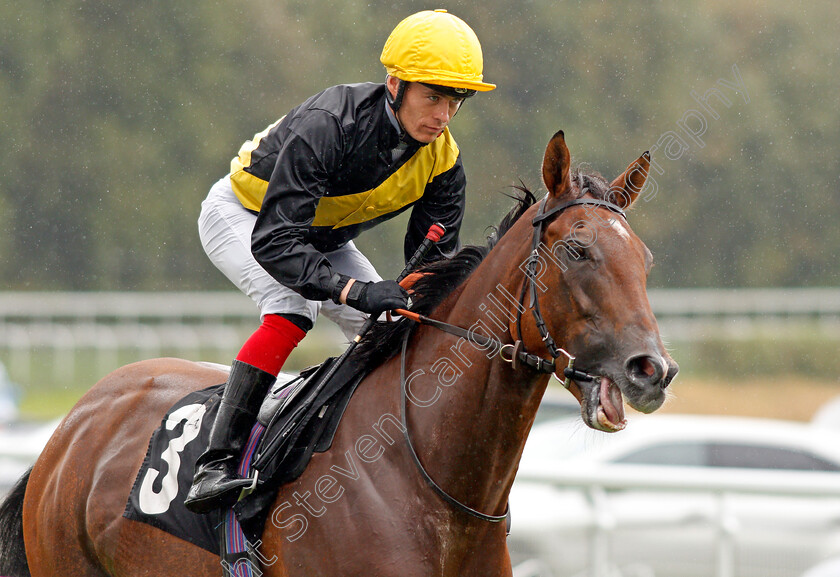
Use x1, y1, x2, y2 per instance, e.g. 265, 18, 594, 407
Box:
352, 185, 537, 368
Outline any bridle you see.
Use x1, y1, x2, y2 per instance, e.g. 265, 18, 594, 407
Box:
398, 195, 628, 523
517, 196, 627, 387
399, 196, 628, 385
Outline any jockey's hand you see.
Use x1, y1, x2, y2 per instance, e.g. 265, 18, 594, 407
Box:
345, 279, 408, 315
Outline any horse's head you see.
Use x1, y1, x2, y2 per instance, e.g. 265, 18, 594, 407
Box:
528, 130, 678, 432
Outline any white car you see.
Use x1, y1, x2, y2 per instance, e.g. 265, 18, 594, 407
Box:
800, 556, 840, 577
509, 414, 840, 577
0, 418, 61, 496
812, 395, 840, 431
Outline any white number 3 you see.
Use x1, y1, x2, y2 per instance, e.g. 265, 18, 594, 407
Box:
138, 403, 207, 514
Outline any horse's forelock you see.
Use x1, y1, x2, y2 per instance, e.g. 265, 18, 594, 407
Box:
571, 166, 612, 202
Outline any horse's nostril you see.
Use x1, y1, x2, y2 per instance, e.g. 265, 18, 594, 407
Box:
638, 357, 655, 377
625, 354, 665, 387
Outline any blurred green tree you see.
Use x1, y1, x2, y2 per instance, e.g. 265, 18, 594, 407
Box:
0, 0, 836, 290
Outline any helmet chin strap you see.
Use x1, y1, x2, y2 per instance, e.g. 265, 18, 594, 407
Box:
385, 79, 428, 148
385, 77, 407, 112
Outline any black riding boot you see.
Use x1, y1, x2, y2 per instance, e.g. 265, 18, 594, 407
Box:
184, 360, 276, 514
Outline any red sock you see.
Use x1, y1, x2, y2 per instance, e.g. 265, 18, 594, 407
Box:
235, 315, 307, 375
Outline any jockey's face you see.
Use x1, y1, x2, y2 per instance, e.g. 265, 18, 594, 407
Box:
387, 77, 464, 144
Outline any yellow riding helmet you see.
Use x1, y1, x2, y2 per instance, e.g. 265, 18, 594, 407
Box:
380, 9, 496, 93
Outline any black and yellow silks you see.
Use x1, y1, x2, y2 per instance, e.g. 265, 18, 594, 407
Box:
231, 82, 466, 302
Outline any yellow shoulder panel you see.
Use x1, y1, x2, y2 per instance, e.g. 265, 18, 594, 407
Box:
229, 117, 285, 212
311, 128, 460, 228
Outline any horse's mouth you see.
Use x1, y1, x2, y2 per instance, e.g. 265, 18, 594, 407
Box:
597, 376, 626, 431
586, 376, 626, 432
571, 371, 668, 432
563, 375, 626, 432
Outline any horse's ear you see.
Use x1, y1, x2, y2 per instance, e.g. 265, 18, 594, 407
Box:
542, 130, 572, 198
608, 152, 651, 209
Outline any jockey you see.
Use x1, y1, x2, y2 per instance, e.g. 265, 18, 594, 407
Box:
185, 9, 495, 513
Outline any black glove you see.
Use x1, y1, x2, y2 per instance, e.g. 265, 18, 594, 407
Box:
345, 279, 408, 315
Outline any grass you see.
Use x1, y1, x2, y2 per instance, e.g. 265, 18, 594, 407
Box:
19, 388, 90, 420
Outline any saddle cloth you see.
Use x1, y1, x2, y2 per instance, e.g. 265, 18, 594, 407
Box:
123, 357, 366, 553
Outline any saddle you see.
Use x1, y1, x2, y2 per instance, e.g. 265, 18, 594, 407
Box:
124, 356, 367, 555
233, 356, 367, 535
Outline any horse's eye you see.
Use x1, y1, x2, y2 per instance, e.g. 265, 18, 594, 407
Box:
566, 243, 589, 262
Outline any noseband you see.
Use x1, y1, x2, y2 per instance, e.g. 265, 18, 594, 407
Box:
398, 195, 627, 523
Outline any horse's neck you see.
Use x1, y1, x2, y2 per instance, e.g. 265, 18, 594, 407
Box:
407, 238, 551, 516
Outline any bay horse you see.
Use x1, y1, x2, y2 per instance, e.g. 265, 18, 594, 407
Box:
0, 130, 677, 577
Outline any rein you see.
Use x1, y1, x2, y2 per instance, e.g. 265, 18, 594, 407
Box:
396, 195, 627, 522
396, 197, 627, 386
399, 330, 509, 523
